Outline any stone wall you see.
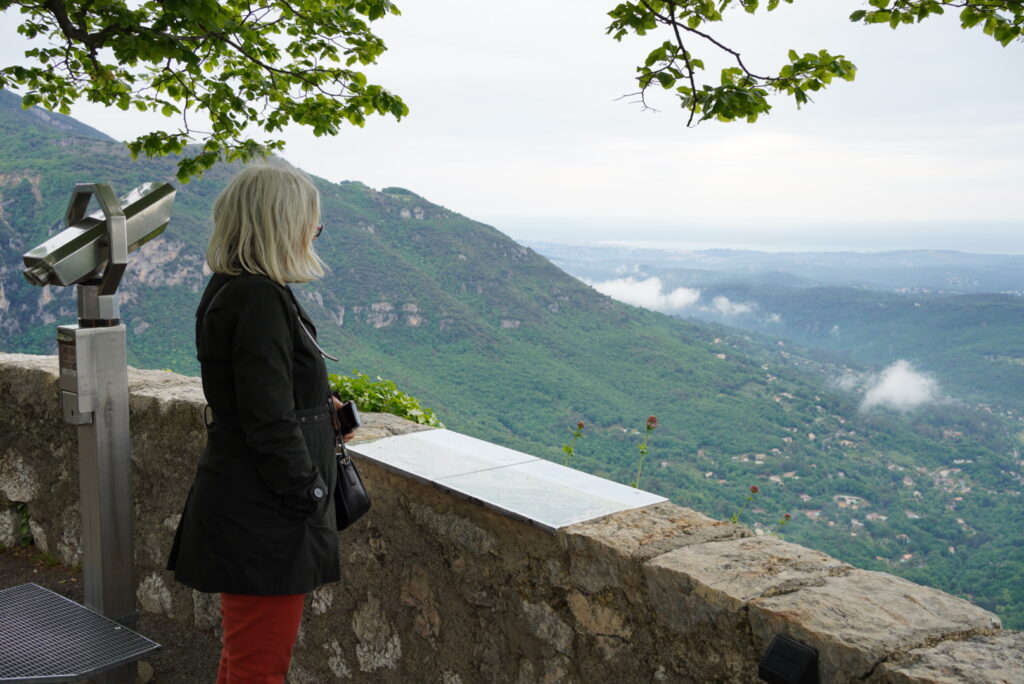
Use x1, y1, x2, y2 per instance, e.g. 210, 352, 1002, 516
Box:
1, 352, 1022, 683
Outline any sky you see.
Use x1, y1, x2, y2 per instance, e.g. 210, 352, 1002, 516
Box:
1, 1, 1022, 253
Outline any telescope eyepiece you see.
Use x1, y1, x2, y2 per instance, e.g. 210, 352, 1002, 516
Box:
23, 264, 49, 287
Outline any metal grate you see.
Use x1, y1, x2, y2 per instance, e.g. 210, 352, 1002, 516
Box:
0, 583, 160, 683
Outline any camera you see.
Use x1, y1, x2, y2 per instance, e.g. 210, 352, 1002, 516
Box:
336, 400, 362, 434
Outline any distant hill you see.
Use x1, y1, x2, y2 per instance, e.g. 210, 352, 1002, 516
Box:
530, 241, 1024, 294
528, 241, 1024, 413
1, 94, 1022, 628
0, 89, 115, 144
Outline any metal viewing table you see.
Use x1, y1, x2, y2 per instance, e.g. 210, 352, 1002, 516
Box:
0, 583, 159, 683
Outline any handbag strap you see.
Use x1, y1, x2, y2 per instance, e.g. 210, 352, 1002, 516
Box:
285, 287, 340, 362
278, 289, 350, 453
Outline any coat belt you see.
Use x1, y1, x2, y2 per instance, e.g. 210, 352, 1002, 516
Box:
212, 404, 331, 430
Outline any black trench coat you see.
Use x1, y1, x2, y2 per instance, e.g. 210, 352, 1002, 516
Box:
167, 272, 340, 595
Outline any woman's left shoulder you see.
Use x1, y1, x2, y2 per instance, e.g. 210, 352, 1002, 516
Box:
219, 274, 293, 311
230, 273, 288, 296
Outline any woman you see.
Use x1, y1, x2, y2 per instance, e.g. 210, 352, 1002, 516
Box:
168, 163, 349, 682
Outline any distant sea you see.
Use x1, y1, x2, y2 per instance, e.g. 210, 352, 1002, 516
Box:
523, 238, 1024, 256
502, 220, 1024, 256
541, 240, 912, 254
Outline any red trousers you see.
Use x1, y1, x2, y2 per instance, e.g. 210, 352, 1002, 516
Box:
216, 593, 305, 684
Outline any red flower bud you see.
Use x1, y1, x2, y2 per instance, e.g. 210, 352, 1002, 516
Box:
577, 421, 585, 430
784, 513, 792, 520
750, 485, 759, 494
646, 415, 658, 430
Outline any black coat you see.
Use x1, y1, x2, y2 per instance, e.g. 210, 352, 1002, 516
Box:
167, 273, 340, 595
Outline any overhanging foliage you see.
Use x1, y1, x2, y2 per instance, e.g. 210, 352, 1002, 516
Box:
0, 0, 408, 180
607, 0, 1022, 124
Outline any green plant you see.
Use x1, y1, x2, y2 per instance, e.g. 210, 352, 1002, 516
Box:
12, 503, 32, 547
328, 371, 444, 428
773, 512, 793, 535
631, 415, 658, 488
562, 421, 585, 466
35, 552, 61, 568
730, 488, 793, 535
731, 485, 759, 524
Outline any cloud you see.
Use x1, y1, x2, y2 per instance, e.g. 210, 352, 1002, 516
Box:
834, 373, 861, 392
860, 360, 939, 412
710, 296, 754, 316
589, 277, 700, 313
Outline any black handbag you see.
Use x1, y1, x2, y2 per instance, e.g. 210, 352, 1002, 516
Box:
328, 393, 370, 530
334, 442, 371, 531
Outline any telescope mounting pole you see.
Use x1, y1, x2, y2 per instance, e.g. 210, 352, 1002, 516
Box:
56, 184, 137, 684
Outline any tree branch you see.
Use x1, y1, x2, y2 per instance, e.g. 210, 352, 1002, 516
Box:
662, 1, 698, 126
643, 0, 773, 82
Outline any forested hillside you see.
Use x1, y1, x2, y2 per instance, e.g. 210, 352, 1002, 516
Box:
1, 92, 1021, 628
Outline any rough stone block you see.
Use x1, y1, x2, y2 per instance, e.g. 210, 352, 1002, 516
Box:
561, 502, 749, 598
192, 589, 220, 630
407, 501, 497, 556
349, 412, 434, 443
0, 506, 19, 547
136, 571, 173, 616
750, 570, 1002, 683
643, 536, 851, 635
0, 452, 40, 502
519, 599, 574, 657
127, 367, 205, 404
55, 502, 81, 566
352, 595, 402, 673
868, 631, 1024, 683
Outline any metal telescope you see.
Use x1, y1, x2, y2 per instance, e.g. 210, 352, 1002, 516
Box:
23, 182, 175, 289
17, 182, 175, 683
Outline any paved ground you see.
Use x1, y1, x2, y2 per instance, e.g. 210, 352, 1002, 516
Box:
0, 546, 220, 683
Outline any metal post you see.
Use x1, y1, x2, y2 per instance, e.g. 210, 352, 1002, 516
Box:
61, 324, 136, 623
57, 313, 136, 684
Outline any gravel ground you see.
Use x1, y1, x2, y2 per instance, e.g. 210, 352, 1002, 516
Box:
0, 546, 221, 683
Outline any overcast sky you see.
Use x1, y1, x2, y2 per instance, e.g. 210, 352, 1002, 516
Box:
2, 1, 1022, 252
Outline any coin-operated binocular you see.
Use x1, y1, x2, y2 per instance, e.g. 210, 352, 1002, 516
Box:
23, 182, 175, 322
20, 183, 175, 648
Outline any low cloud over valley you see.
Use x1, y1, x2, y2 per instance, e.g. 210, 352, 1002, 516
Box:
839, 360, 942, 412
589, 277, 700, 313
588, 277, 770, 320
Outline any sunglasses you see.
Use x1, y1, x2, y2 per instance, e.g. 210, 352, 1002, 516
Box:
313, 223, 324, 239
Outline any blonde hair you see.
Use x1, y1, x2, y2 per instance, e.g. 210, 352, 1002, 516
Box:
206, 163, 325, 284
